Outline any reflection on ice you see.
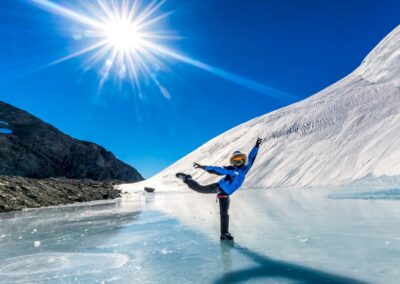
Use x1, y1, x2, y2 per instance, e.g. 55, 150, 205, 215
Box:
329, 188, 400, 200
0, 187, 399, 283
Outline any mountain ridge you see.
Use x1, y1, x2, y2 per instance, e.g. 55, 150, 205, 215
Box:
0, 100, 143, 182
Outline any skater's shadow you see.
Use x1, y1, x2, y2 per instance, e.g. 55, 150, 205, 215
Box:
215, 242, 369, 284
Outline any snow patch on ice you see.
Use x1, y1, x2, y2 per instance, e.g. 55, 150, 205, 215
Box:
160, 247, 173, 255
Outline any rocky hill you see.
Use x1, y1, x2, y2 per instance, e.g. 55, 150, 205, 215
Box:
0, 101, 143, 182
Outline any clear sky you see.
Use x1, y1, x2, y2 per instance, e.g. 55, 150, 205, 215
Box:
0, 0, 399, 178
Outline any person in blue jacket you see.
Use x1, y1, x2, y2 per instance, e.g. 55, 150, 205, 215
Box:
176, 138, 263, 241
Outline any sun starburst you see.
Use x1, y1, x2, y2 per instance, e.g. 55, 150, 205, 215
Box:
30, 0, 294, 102
31, 0, 175, 96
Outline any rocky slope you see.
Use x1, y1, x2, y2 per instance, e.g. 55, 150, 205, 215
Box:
0, 176, 121, 212
0, 101, 143, 182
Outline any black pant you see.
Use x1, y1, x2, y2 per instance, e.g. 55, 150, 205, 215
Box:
185, 179, 230, 235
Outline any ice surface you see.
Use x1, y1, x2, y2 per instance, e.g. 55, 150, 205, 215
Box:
1, 187, 399, 283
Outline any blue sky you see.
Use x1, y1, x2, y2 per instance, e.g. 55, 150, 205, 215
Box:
0, 0, 399, 178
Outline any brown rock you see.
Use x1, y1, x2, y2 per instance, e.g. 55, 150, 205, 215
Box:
0, 175, 122, 212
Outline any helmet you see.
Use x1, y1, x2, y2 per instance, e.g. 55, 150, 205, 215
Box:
230, 151, 247, 166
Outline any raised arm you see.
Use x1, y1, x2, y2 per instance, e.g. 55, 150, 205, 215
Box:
244, 138, 263, 173
193, 162, 233, 176
204, 166, 233, 176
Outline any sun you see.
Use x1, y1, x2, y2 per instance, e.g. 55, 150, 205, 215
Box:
104, 20, 142, 52
30, 0, 175, 94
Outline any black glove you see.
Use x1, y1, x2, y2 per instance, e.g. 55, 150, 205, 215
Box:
255, 137, 263, 147
193, 162, 204, 169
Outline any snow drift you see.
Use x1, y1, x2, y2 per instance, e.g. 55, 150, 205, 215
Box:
126, 25, 400, 190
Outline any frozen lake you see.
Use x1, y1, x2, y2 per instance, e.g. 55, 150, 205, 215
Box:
1, 187, 399, 283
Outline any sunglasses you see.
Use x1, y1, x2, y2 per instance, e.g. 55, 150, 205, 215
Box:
232, 158, 244, 165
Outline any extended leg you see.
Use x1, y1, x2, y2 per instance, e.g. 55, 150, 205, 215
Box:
185, 179, 220, 194
219, 196, 230, 235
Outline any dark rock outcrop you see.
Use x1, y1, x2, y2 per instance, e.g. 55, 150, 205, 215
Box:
0, 101, 144, 182
0, 176, 121, 212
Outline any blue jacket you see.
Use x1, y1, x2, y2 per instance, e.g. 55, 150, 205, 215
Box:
204, 146, 259, 195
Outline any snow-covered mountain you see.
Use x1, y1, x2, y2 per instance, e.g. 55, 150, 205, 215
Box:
127, 25, 400, 190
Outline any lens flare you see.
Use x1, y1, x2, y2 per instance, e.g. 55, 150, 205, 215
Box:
30, 0, 174, 92
30, 0, 294, 102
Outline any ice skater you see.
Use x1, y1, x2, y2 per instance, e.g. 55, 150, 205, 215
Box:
176, 137, 263, 241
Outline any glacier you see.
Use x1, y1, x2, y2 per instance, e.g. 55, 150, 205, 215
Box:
127, 25, 400, 191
